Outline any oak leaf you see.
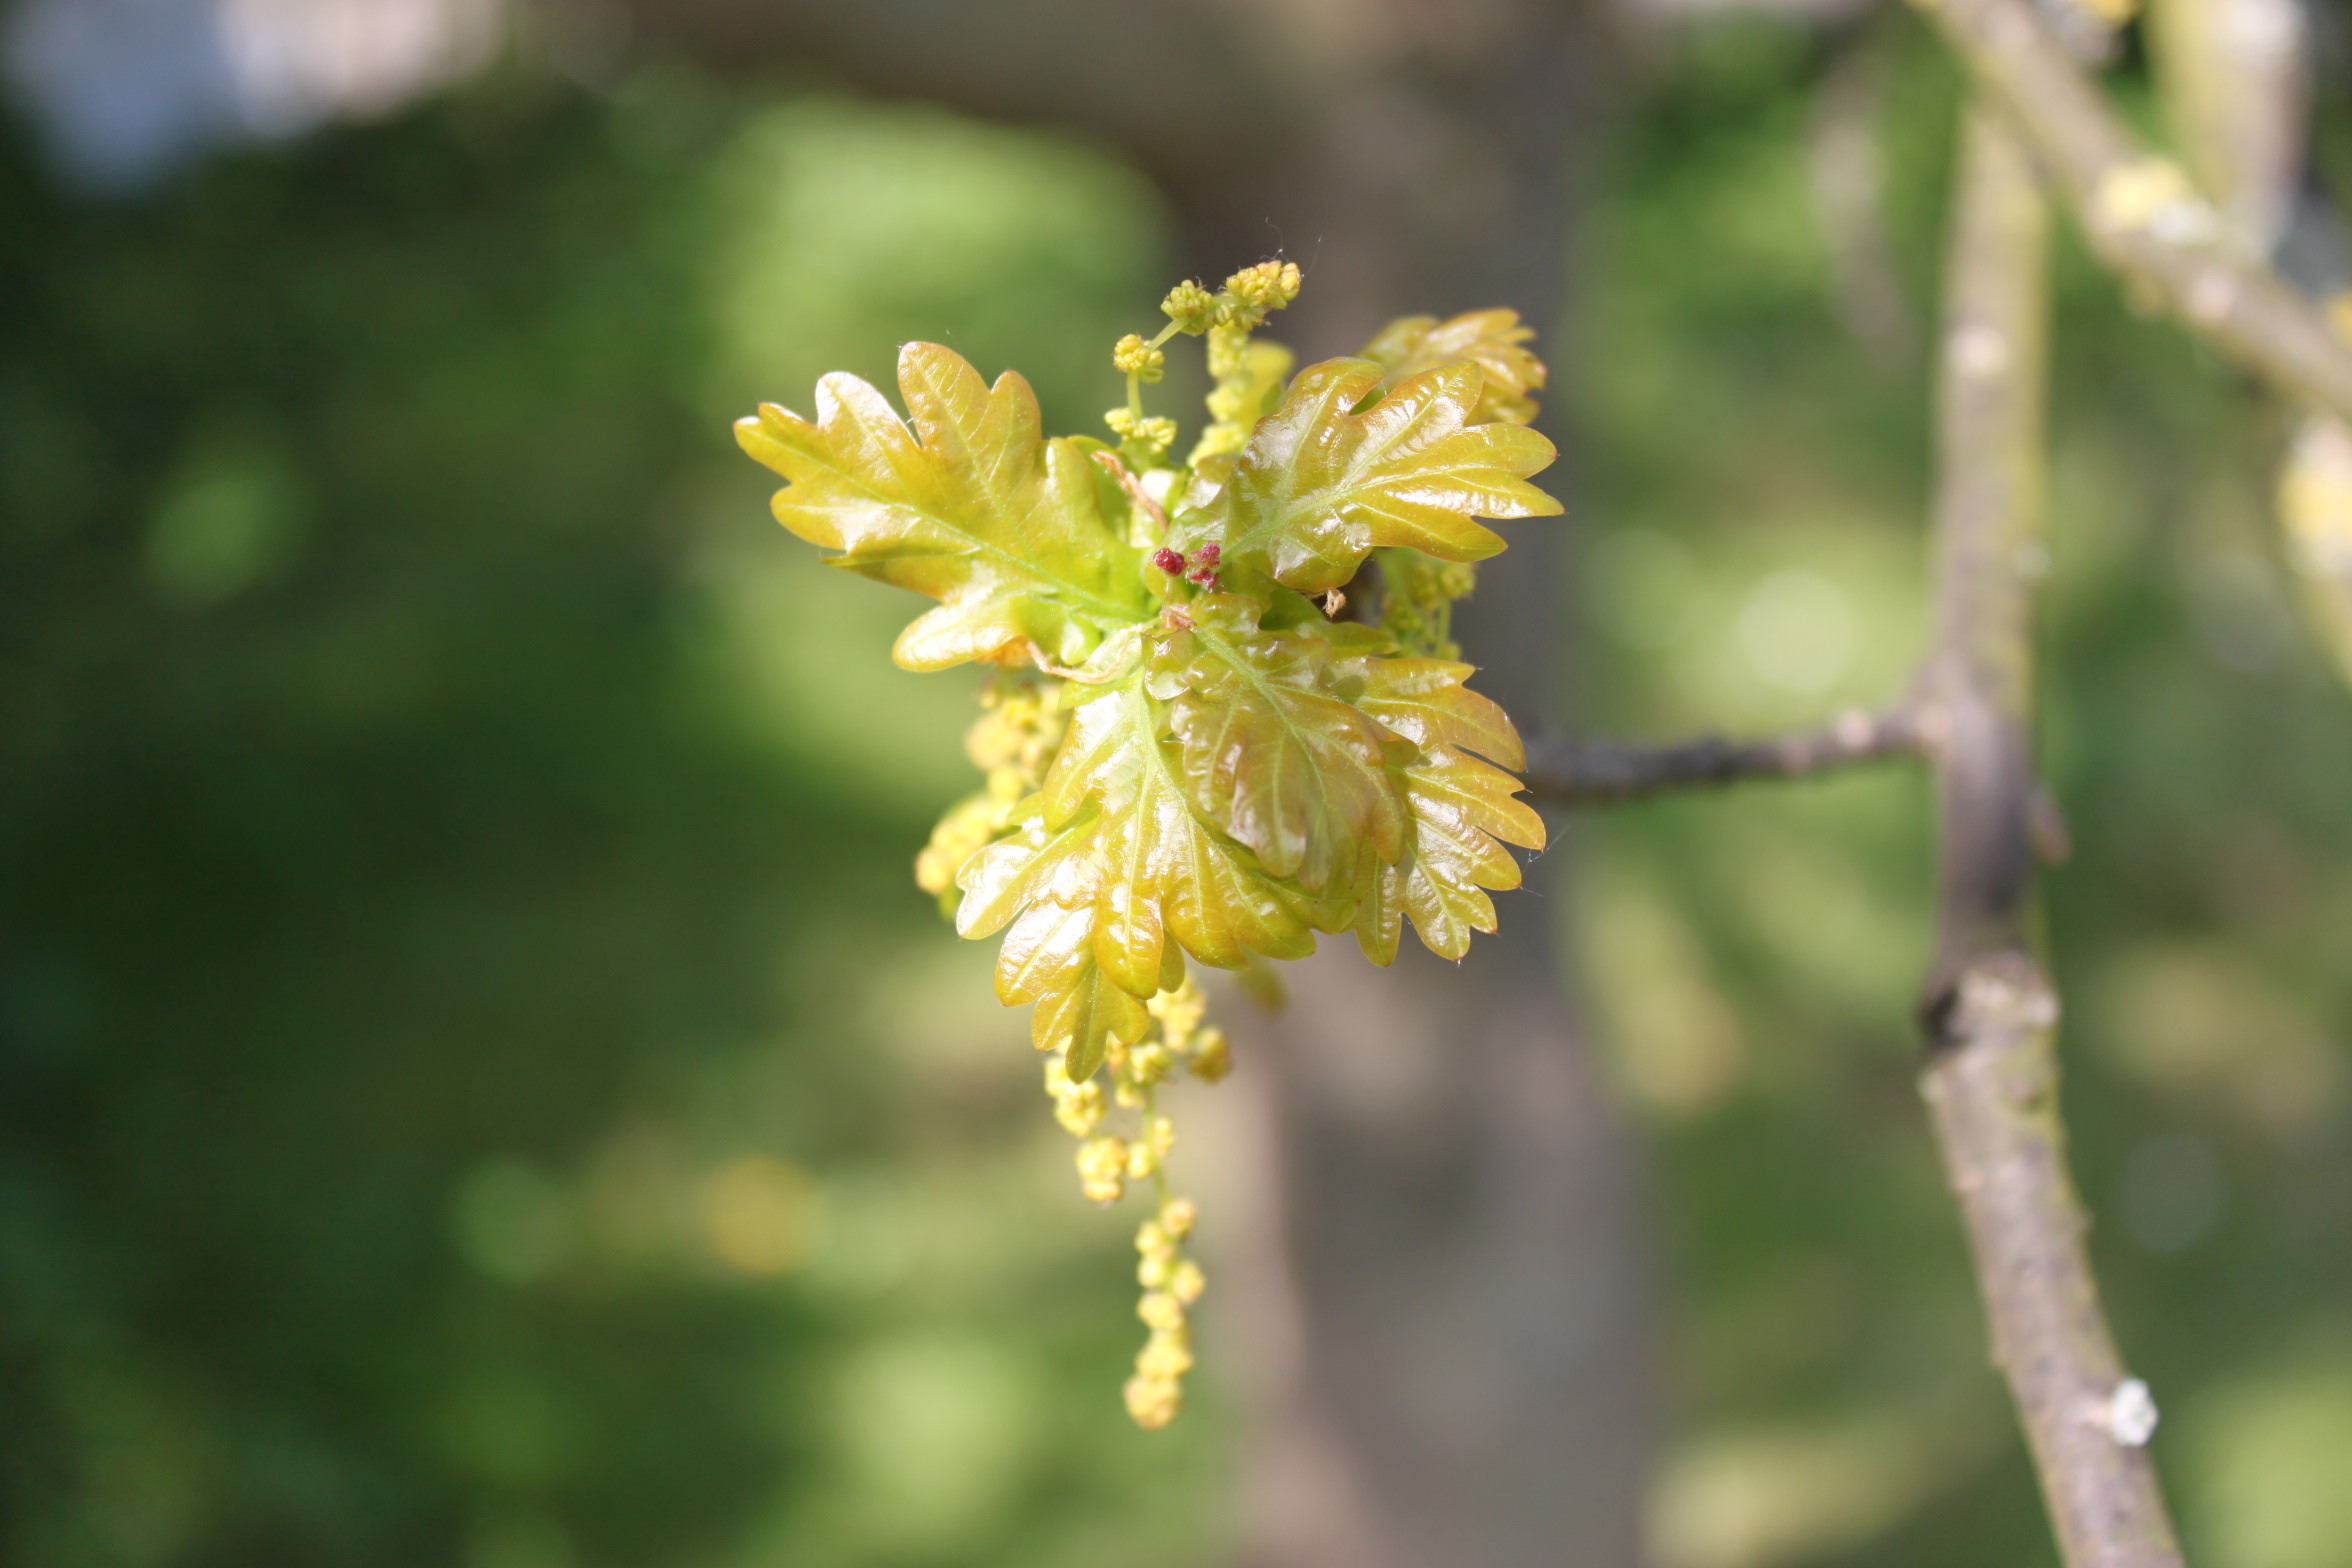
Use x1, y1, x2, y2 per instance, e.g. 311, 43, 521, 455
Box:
736, 342, 1152, 672
1350, 743, 1546, 966
989, 899, 1150, 1081
1041, 681, 1320, 982
957, 677, 1322, 1072
1339, 654, 1525, 770
1176, 357, 1561, 595
1156, 596, 1407, 891
1361, 309, 1548, 426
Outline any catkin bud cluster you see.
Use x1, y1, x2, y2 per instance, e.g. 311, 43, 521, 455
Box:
1128, 260, 1305, 473
1160, 279, 1217, 335
1075, 1132, 1129, 1204
1194, 335, 1294, 466
1102, 406, 1177, 464
1039, 973, 1236, 1427
1144, 975, 1229, 1083
1112, 333, 1167, 382
1125, 1197, 1205, 1429
1049, 1068, 1106, 1138
915, 679, 1065, 900
1377, 549, 1479, 661
1218, 260, 1303, 328
1205, 324, 1250, 382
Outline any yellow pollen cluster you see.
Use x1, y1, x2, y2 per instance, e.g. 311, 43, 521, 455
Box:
1191, 333, 1294, 467
1073, 1128, 1129, 1204
1112, 333, 1166, 382
1160, 279, 1216, 335
1103, 407, 1178, 464
1043, 974, 1231, 1427
1113, 261, 1307, 476
1219, 260, 1303, 328
1376, 548, 1481, 660
915, 679, 1065, 907
1126, 1197, 1204, 1429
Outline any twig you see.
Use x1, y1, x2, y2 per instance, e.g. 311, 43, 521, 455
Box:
1916, 102, 2186, 1568
1520, 704, 1922, 806
1914, 0, 2352, 422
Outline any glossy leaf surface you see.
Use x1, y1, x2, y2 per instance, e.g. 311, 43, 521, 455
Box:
736, 342, 1152, 671
1362, 308, 1549, 426
743, 295, 1561, 1075
1158, 596, 1406, 890
1340, 655, 1525, 770
1176, 357, 1561, 594
1352, 744, 1546, 965
1041, 680, 1320, 980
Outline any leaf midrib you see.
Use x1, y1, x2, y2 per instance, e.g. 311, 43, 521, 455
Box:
1231, 371, 1476, 557
1187, 628, 1400, 869
795, 438, 1150, 628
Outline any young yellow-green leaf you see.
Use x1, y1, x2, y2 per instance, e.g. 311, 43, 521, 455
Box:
991, 898, 1149, 1077
955, 811, 1101, 938
955, 674, 1327, 1073
736, 342, 1153, 672
1157, 596, 1406, 890
994, 897, 1094, 1008
1361, 309, 1548, 427
1049, 962, 1151, 1082
1043, 680, 1321, 982
1340, 655, 1525, 770
1176, 357, 1561, 595
1350, 743, 1545, 965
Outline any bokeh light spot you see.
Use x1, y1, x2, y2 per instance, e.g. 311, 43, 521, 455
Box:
698, 1154, 821, 1278
1590, 527, 1704, 649
142, 420, 309, 605
1734, 569, 1858, 694
2183, 1337, 2352, 1568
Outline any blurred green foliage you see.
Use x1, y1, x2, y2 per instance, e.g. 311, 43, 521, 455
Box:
4, 10, 2350, 1568
0, 67, 1219, 1568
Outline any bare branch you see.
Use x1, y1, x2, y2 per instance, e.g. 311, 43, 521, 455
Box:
1916, 104, 2187, 1568
1520, 704, 1921, 806
1914, 0, 2352, 422
1810, 31, 1921, 366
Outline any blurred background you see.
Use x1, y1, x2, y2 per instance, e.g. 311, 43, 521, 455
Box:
4, 1, 2351, 1566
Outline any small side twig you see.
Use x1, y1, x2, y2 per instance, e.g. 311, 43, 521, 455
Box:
1520, 703, 1922, 806
1915, 0, 2352, 423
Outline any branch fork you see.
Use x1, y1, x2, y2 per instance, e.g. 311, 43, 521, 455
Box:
1525, 9, 2243, 1556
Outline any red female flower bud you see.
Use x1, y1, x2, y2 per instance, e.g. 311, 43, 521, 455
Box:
1195, 542, 1221, 565
1152, 548, 1186, 576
